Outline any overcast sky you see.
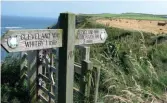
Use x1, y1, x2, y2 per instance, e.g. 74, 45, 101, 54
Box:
1, 1, 167, 18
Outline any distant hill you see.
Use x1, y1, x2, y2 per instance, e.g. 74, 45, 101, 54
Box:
78, 13, 167, 21
163, 16, 167, 18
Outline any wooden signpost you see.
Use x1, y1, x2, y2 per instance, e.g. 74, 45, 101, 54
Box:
75, 29, 107, 45
1, 29, 107, 52
1, 29, 63, 52
1, 12, 108, 103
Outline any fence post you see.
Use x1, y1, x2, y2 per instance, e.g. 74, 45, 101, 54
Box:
81, 60, 93, 103
79, 46, 93, 103
25, 51, 38, 103
58, 13, 75, 103
44, 49, 52, 103
51, 48, 59, 103
93, 67, 100, 103
20, 52, 28, 80
20, 52, 28, 99
36, 50, 43, 102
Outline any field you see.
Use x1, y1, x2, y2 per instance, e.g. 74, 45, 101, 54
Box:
79, 13, 167, 35
96, 18, 167, 34
79, 13, 167, 21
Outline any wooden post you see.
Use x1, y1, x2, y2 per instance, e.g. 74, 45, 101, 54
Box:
20, 52, 28, 99
81, 46, 90, 61
25, 51, 38, 103
37, 50, 43, 102
20, 52, 28, 80
81, 60, 93, 103
48, 18, 60, 103
93, 67, 100, 103
48, 49, 52, 103
54, 48, 59, 102
79, 46, 93, 103
58, 13, 75, 103
50, 49, 58, 103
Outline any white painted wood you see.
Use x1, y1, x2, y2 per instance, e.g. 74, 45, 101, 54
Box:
39, 94, 48, 103
1, 29, 108, 52
1, 29, 63, 52
75, 29, 108, 45
26, 51, 37, 103
39, 85, 55, 99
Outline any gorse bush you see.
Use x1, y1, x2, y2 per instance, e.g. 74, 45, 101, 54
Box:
77, 16, 167, 103
1, 54, 29, 103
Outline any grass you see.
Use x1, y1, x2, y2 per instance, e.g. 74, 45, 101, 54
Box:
79, 13, 167, 21
76, 15, 167, 103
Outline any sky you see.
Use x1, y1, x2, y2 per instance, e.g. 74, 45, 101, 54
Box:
1, 1, 167, 18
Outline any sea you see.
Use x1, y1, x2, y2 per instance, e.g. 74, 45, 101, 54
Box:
1, 15, 57, 61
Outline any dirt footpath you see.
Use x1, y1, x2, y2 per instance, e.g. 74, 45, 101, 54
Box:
96, 18, 167, 35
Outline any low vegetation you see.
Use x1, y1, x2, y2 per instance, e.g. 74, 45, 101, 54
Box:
76, 15, 167, 103
1, 54, 29, 103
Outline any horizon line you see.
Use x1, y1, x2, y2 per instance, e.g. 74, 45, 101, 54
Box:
2, 12, 167, 18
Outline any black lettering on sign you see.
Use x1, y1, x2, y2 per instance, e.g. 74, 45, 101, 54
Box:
21, 32, 56, 41
27, 34, 31, 40
78, 30, 84, 39
49, 41, 53, 45
48, 40, 57, 45
41, 33, 50, 39
85, 34, 94, 39
25, 41, 43, 47
95, 34, 100, 39
38, 41, 43, 46
78, 30, 82, 35
88, 30, 93, 34
94, 30, 99, 34
35, 33, 39, 39
46, 40, 48, 45
49, 40, 57, 45
52, 40, 57, 45
45, 40, 57, 45
86, 40, 93, 43
83, 30, 86, 34
25, 41, 31, 47
78, 30, 98, 40
21, 34, 25, 40
52, 33, 58, 38
28, 34, 33, 40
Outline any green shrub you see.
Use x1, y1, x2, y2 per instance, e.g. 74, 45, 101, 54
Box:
76, 16, 167, 102
1, 54, 29, 103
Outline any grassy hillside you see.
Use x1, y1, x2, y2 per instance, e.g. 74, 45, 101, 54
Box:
76, 15, 167, 102
79, 13, 167, 21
